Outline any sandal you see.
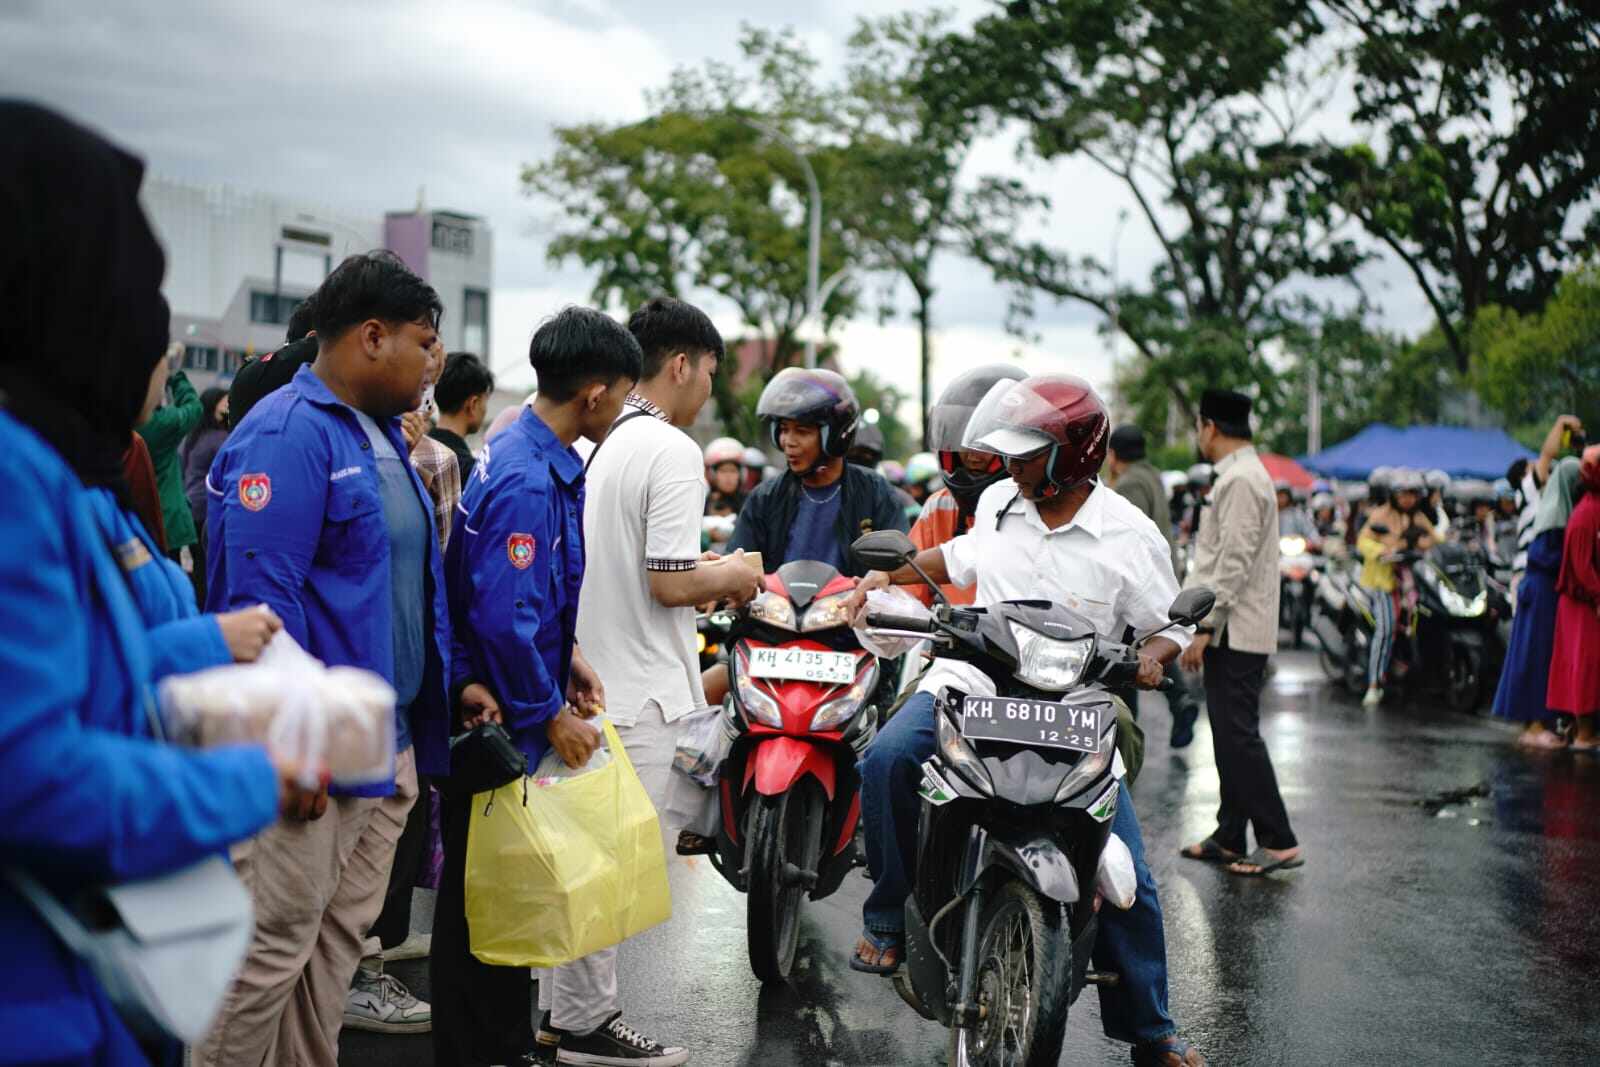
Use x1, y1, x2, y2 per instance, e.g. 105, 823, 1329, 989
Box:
848, 928, 903, 975
1225, 847, 1305, 877
675, 831, 715, 856
1179, 837, 1242, 865
1131, 1036, 1207, 1066
1516, 730, 1567, 750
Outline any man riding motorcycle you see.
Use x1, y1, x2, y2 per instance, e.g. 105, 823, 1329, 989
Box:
848, 374, 1207, 1067
1275, 479, 1319, 543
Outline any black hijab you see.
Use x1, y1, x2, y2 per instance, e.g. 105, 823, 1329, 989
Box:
0, 101, 170, 489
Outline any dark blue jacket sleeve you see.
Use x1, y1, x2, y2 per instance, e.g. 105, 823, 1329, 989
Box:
456, 477, 565, 734
0, 471, 279, 883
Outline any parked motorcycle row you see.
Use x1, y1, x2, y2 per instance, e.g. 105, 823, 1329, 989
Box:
689, 532, 1215, 1066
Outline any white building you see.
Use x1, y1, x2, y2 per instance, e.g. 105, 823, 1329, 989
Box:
140, 176, 492, 390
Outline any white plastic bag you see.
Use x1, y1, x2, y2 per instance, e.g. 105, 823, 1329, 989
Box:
530, 715, 611, 784
1095, 832, 1138, 910
854, 587, 934, 660
662, 706, 729, 837
158, 628, 396, 787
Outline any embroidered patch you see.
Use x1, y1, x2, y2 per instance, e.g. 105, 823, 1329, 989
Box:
112, 537, 153, 573
507, 532, 536, 569
239, 473, 272, 511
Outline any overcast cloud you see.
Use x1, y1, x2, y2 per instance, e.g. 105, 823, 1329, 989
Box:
6, 0, 1433, 403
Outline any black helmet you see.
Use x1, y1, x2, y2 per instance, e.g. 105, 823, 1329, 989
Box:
847, 421, 885, 465
756, 368, 859, 457
928, 363, 1027, 508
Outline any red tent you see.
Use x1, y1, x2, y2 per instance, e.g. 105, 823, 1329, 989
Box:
1259, 452, 1315, 490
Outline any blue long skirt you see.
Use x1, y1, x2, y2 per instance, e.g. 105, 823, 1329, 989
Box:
1491, 530, 1563, 723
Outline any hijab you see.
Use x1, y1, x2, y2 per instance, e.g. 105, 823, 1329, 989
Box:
1531, 456, 1581, 538
0, 101, 171, 490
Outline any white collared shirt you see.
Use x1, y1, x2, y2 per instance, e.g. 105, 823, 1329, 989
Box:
918, 478, 1191, 700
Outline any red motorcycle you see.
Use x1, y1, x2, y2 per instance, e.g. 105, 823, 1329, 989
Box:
705, 559, 882, 982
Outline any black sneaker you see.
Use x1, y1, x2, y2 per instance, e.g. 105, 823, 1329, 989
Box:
531, 1011, 566, 1062
555, 1013, 689, 1066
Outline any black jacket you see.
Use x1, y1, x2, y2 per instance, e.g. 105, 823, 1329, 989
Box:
728, 463, 910, 577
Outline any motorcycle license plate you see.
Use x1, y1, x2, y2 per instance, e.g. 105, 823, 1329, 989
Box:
960, 696, 1103, 754
747, 647, 858, 685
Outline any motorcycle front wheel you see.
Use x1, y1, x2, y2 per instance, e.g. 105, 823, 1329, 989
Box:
949, 880, 1072, 1067
1447, 641, 1483, 714
745, 779, 825, 983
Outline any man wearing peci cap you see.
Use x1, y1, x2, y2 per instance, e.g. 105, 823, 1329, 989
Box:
1179, 389, 1303, 877
1107, 424, 1202, 748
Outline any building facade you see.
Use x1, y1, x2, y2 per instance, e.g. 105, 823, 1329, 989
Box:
141, 176, 491, 390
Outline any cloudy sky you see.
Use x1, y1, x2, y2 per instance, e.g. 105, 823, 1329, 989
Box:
7, 0, 1433, 407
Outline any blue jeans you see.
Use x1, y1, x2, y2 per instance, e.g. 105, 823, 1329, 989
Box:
860, 692, 1176, 1045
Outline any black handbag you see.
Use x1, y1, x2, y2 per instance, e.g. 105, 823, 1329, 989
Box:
446, 722, 528, 795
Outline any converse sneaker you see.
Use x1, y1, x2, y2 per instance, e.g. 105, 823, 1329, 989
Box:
556, 1013, 688, 1066
344, 968, 431, 1034
532, 1010, 567, 1061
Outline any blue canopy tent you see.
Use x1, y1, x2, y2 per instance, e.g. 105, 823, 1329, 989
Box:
1300, 424, 1533, 481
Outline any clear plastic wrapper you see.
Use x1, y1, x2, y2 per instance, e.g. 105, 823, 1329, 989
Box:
530, 716, 611, 784
158, 629, 396, 787
1096, 831, 1137, 910
671, 705, 728, 787
854, 587, 933, 659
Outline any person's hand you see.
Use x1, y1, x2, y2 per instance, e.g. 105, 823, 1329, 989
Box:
847, 570, 893, 624
459, 682, 503, 730
274, 757, 330, 821
720, 549, 762, 608
401, 410, 428, 452
1179, 632, 1210, 673
1135, 653, 1165, 689
1555, 414, 1584, 436
568, 647, 605, 718
546, 705, 601, 769
217, 605, 282, 663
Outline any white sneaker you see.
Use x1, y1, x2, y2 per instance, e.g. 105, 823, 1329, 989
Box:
1362, 686, 1382, 707
344, 969, 431, 1034
381, 930, 433, 962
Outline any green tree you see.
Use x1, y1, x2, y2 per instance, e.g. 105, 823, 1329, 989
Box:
1470, 261, 1600, 426
925, 0, 1362, 426
1315, 0, 1600, 372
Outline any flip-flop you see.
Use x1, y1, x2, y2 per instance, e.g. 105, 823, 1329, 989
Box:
1516, 731, 1567, 750
1225, 847, 1305, 877
848, 929, 903, 975
1180, 837, 1243, 865
1569, 739, 1600, 753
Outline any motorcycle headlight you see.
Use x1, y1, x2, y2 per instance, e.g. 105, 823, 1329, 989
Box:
1054, 712, 1117, 802
936, 709, 993, 796
733, 650, 785, 728
748, 591, 796, 630
810, 660, 878, 731
1438, 583, 1487, 617
696, 631, 708, 654
802, 591, 854, 632
1280, 536, 1307, 557
1010, 622, 1093, 692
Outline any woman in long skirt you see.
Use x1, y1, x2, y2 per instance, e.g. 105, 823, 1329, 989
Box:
1492, 457, 1581, 747
1548, 447, 1600, 749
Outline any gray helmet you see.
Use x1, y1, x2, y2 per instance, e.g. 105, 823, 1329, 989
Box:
928, 363, 1029, 452
1368, 465, 1395, 488
1311, 491, 1336, 511
1187, 462, 1214, 487
1390, 468, 1425, 495
1424, 468, 1451, 491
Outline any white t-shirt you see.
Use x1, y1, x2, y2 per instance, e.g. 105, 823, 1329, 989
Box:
575, 399, 707, 726
1514, 468, 1540, 572
919, 479, 1192, 702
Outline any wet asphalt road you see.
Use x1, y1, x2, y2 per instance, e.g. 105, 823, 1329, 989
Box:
343, 650, 1600, 1065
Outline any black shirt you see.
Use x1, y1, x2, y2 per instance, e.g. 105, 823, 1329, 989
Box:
428, 425, 476, 483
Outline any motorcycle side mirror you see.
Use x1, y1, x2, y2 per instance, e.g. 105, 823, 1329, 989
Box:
1168, 587, 1216, 627
851, 530, 917, 572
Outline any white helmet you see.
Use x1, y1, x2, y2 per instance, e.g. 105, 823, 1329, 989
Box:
704, 436, 744, 468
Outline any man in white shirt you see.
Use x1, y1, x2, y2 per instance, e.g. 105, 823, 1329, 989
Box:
533, 297, 759, 1067
849, 375, 1205, 1067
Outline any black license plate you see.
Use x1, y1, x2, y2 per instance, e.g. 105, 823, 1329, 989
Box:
960, 696, 1104, 754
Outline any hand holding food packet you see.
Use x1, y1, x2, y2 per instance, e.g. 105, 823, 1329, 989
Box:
159, 628, 396, 788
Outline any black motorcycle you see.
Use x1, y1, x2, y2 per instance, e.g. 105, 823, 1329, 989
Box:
851, 531, 1215, 1067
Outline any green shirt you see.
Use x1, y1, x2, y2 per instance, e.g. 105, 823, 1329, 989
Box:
135, 368, 202, 550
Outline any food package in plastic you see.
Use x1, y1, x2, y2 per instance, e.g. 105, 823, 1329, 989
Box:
671, 705, 729, 787
465, 720, 671, 968
854, 586, 934, 659
157, 628, 395, 787
1096, 832, 1138, 910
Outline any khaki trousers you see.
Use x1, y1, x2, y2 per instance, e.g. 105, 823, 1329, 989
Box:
197, 747, 418, 1067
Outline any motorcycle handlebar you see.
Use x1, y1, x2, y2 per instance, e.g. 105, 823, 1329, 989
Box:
865, 612, 934, 633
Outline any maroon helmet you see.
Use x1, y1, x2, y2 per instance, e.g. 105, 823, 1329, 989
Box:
962, 373, 1110, 496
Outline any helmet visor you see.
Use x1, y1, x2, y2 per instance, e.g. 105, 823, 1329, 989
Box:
961, 379, 1056, 459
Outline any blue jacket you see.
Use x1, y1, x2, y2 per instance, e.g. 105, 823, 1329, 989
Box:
446, 408, 584, 762
0, 410, 279, 1066
206, 366, 452, 787
87, 487, 231, 681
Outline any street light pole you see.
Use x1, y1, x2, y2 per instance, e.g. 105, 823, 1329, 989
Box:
739, 117, 821, 368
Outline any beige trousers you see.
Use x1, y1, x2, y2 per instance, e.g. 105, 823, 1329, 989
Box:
196, 747, 418, 1067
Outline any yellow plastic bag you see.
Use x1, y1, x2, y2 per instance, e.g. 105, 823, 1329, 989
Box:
465, 720, 671, 967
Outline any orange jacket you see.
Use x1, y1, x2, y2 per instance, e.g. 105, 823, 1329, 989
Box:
909, 487, 977, 605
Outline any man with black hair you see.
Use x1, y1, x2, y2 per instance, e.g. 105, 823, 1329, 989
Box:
435, 307, 679, 1067
200, 251, 453, 1065
429, 350, 495, 481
